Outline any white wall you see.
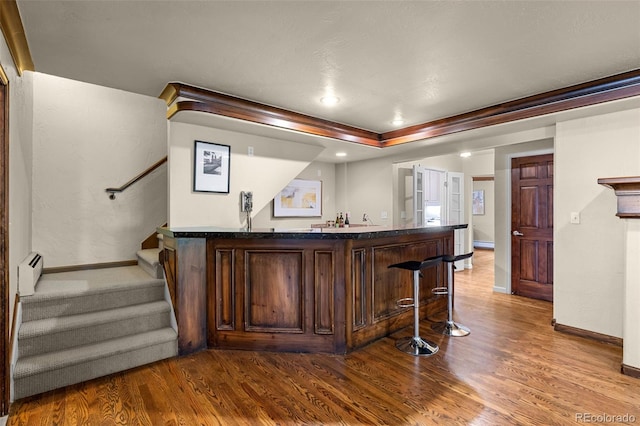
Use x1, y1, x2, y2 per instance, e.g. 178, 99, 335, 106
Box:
32, 73, 167, 267
252, 160, 336, 229
168, 121, 324, 228
2, 37, 34, 333
339, 156, 395, 227
554, 108, 640, 338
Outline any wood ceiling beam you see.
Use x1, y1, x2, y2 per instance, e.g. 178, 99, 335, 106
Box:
162, 69, 640, 149
0, 0, 35, 75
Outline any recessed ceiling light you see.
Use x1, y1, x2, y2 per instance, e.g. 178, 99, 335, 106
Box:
460, 152, 471, 158
335, 152, 347, 157
391, 118, 405, 126
320, 96, 340, 106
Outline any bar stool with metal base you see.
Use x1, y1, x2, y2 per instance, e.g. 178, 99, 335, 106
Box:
388, 257, 442, 356
431, 252, 474, 337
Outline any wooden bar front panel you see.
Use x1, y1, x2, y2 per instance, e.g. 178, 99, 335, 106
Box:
206, 230, 452, 354
208, 239, 342, 353
347, 232, 451, 350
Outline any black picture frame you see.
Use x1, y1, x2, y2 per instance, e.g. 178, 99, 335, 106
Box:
193, 140, 230, 193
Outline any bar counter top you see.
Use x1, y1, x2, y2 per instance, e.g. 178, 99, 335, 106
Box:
158, 223, 467, 240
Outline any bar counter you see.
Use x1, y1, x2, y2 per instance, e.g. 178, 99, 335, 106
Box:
158, 224, 466, 355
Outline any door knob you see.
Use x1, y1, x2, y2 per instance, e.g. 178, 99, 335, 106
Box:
512, 230, 524, 236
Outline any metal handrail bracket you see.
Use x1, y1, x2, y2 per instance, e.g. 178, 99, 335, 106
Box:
105, 156, 167, 200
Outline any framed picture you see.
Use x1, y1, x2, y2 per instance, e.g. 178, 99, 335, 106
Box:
193, 140, 230, 193
274, 179, 322, 217
472, 190, 485, 215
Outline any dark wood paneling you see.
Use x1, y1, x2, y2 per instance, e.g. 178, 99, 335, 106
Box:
349, 233, 449, 350
314, 251, 334, 335
167, 237, 207, 355
198, 231, 456, 353
351, 248, 367, 331
371, 240, 442, 322
245, 250, 304, 332
215, 249, 234, 331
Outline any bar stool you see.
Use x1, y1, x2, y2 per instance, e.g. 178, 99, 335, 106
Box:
388, 257, 442, 356
431, 252, 474, 337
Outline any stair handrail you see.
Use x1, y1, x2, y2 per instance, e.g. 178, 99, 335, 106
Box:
106, 156, 167, 200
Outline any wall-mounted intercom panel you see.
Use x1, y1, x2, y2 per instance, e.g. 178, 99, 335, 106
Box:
241, 191, 253, 212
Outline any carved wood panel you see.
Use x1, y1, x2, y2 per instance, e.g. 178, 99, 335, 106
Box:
215, 249, 234, 330
245, 250, 304, 333
314, 251, 334, 335
372, 240, 442, 321
351, 248, 367, 330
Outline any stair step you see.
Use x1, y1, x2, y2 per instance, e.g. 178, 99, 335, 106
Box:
21, 266, 165, 321
14, 328, 178, 400
18, 301, 172, 358
137, 248, 163, 279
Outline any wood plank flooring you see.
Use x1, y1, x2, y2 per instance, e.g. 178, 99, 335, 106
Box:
8, 250, 640, 425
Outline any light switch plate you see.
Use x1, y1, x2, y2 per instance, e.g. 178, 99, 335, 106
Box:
570, 212, 580, 224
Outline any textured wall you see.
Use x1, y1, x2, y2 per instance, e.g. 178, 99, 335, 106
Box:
168, 121, 324, 228
2, 36, 34, 333
555, 108, 640, 338
32, 73, 167, 267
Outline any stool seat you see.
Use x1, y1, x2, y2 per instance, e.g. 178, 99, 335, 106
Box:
388, 257, 442, 272
441, 252, 474, 263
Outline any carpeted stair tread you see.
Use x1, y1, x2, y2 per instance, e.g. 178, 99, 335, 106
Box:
14, 328, 177, 379
24, 266, 164, 303
137, 248, 161, 266
18, 301, 172, 358
136, 248, 163, 279
19, 300, 170, 339
13, 332, 177, 400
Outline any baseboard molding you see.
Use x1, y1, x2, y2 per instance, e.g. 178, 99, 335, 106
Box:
553, 322, 623, 347
43, 260, 138, 274
621, 364, 640, 379
492, 286, 508, 294
473, 241, 495, 250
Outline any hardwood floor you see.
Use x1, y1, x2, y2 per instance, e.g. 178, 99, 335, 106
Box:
8, 249, 640, 425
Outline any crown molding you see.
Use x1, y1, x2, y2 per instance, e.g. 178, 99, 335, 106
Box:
0, 0, 35, 75
162, 69, 640, 148
165, 83, 381, 147
0, 64, 7, 85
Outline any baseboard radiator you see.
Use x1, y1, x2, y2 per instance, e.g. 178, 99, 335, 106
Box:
18, 252, 43, 296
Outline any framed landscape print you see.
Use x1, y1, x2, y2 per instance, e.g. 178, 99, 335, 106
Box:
273, 179, 322, 217
193, 140, 230, 193
472, 190, 485, 215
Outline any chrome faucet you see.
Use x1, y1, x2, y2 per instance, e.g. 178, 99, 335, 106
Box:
363, 213, 374, 226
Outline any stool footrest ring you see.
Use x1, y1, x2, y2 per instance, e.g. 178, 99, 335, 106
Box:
396, 297, 414, 308
431, 286, 448, 295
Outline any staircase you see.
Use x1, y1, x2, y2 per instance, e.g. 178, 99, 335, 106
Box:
12, 250, 177, 400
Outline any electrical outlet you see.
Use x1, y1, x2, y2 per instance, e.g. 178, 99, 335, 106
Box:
570, 212, 580, 224
380, 211, 388, 219
248, 146, 254, 157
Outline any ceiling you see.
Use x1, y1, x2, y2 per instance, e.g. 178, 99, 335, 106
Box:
16, 1, 640, 162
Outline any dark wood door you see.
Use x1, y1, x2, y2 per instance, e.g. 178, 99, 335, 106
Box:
511, 154, 554, 301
